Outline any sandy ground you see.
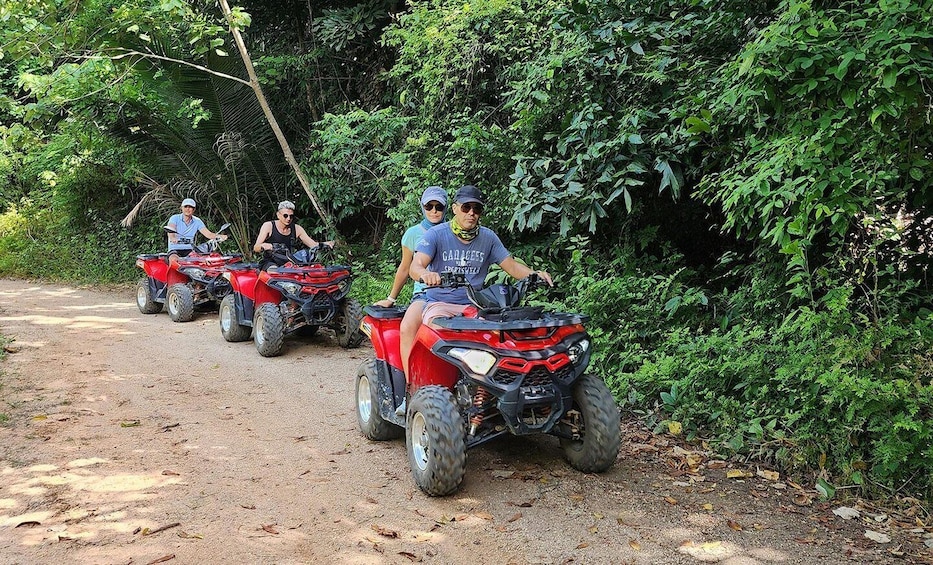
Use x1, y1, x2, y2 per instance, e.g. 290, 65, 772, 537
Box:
0, 280, 929, 565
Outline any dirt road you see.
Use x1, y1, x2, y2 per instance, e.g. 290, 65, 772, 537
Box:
0, 281, 924, 564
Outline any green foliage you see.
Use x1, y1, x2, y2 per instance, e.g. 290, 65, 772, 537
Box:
696, 0, 933, 302
0, 201, 159, 283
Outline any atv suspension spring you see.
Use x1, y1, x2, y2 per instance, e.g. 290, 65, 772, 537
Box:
469, 386, 492, 436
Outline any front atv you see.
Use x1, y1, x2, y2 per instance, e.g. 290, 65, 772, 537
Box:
356, 273, 621, 496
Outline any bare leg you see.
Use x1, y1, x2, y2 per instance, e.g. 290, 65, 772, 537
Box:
400, 300, 425, 379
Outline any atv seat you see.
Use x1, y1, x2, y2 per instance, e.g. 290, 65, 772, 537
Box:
364, 305, 406, 319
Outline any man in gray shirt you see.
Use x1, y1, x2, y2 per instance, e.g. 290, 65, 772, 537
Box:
410, 184, 553, 332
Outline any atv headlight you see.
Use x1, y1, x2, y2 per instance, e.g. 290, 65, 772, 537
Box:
181, 267, 206, 279
337, 279, 350, 293
278, 281, 302, 295
568, 338, 590, 364
449, 347, 497, 376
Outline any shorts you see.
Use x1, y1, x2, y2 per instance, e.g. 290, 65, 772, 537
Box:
421, 301, 469, 325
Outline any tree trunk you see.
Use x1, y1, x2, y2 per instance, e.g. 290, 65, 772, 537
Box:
217, 0, 336, 237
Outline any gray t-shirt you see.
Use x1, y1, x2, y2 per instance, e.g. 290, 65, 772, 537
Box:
416, 222, 510, 304
167, 214, 206, 251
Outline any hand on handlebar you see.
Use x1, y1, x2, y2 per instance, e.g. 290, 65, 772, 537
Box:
420, 272, 442, 286
533, 270, 553, 286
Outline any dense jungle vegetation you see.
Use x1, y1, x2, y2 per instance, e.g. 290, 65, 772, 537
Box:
0, 0, 930, 500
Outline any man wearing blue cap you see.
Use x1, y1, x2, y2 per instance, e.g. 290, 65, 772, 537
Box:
408, 185, 552, 374
375, 186, 448, 380
166, 198, 227, 257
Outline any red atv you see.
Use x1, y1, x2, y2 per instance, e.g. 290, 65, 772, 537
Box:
219, 243, 364, 356
135, 223, 241, 321
356, 272, 621, 496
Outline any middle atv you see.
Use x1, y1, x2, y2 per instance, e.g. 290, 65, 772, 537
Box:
220, 243, 364, 356
356, 272, 621, 496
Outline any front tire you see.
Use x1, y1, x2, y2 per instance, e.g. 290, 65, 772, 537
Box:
356, 359, 403, 441
334, 298, 364, 349
560, 374, 621, 473
219, 294, 251, 342
406, 386, 466, 496
254, 303, 285, 357
136, 277, 162, 314
167, 283, 195, 322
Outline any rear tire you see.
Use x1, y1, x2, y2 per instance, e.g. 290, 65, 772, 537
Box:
167, 283, 195, 322
254, 303, 285, 357
219, 294, 251, 342
560, 374, 621, 473
335, 298, 364, 348
136, 277, 162, 314
406, 386, 466, 496
356, 359, 403, 440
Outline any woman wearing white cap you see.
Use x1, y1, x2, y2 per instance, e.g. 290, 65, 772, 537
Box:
166, 198, 227, 257
374, 186, 447, 382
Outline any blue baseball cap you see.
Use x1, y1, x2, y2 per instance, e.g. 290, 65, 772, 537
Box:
420, 186, 447, 206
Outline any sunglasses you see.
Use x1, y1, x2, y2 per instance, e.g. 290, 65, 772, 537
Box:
183, 205, 195, 209
280, 213, 294, 219
458, 202, 484, 215
423, 202, 445, 212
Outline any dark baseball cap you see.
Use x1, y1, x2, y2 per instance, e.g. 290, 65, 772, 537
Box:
454, 185, 484, 205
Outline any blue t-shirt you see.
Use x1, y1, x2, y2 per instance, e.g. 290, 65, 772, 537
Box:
167, 214, 206, 251
416, 222, 510, 304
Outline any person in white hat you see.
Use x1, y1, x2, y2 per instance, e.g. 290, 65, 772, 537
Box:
166, 198, 227, 257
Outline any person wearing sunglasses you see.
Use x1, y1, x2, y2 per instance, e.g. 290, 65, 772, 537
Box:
407, 184, 553, 374
253, 200, 332, 269
375, 186, 447, 308
375, 186, 448, 380
166, 197, 228, 258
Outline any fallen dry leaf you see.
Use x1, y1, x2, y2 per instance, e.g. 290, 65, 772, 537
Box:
757, 469, 780, 481
474, 512, 494, 521
629, 539, 641, 550
727, 519, 743, 531
240, 504, 256, 510
371, 524, 399, 538
726, 469, 751, 479
261, 524, 279, 535
398, 551, 422, 562
145, 555, 175, 565
864, 530, 891, 544
588, 525, 598, 534
702, 503, 714, 511
120, 420, 141, 427
576, 542, 589, 549
161, 469, 179, 476
177, 531, 203, 539
365, 497, 378, 505
15, 521, 41, 528
708, 460, 727, 470
507, 513, 522, 523
793, 494, 813, 506
664, 496, 678, 505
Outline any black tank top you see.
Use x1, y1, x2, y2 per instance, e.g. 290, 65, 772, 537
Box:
266, 220, 294, 247
260, 221, 295, 270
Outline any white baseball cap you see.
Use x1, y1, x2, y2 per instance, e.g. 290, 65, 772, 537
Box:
181, 198, 197, 208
